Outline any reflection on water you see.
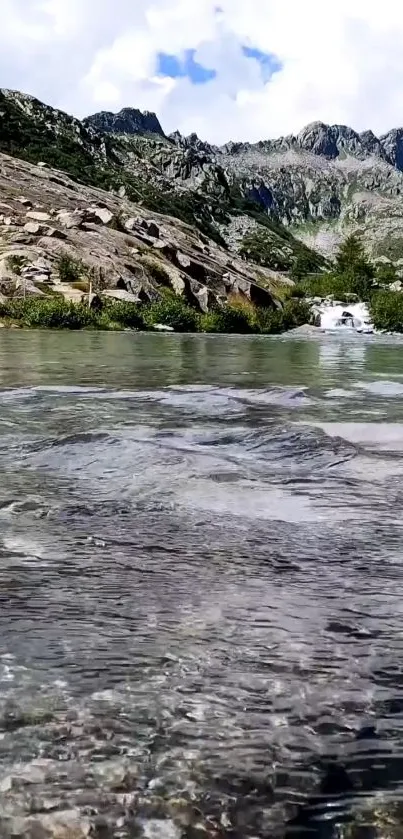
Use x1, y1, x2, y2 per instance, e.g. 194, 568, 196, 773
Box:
0, 331, 402, 837
318, 341, 367, 370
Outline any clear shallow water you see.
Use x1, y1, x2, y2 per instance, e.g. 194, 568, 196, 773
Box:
1, 331, 403, 837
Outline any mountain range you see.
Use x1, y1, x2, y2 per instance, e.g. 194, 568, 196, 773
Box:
1, 87, 403, 310
82, 105, 403, 263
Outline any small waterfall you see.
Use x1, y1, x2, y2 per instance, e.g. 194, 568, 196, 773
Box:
315, 302, 374, 333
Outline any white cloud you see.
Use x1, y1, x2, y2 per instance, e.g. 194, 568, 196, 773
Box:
1, 0, 403, 143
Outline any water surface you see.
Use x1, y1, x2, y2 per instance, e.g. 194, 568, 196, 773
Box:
1, 330, 403, 838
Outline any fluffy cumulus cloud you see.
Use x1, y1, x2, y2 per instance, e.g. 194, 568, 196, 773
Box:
2, 0, 403, 143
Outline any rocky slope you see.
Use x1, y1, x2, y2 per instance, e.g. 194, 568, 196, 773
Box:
0, 152, 295, 310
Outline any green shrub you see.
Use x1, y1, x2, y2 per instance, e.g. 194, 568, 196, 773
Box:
335, 234, 374, 280
370, 291, 403, 332
57, 253, 84, 284
239, 228, 324, 275
290, 252, 324, 280
199, 303, 256, 334
0, 296, 146, 330
283, 298, 311, 327
376, 263, 397, 284
289, 285, 306, 299
256, 299, 310, 334
102, 300, 145, 329
300, 272, 372, 301
0, 291, 311, 335
199, 299, 309, 335
255, 308, 287, 334
0, 297, 94, 328
93, 310, 119, 330
298, 236, 376, 300
144, 297, 199, 332
198, 311, 222, 333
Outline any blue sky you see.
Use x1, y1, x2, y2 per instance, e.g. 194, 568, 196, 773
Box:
241, 47, 282, 83
157, 46, 281, 86
157, 50, 217, 85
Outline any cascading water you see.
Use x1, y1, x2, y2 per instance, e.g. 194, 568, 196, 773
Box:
316, 301, 374, 333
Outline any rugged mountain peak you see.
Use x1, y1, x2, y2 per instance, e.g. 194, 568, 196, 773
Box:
380, 127, 403, 170
220, 122, 388, 162
170, 130, 216, 155
0, 88, 109, 166
294, 121, 403, 170
1, 87, 93, 135
2, 88, 36, 105
358, 129, 382, 155
295, 122, 366, 159
220, 140, 253, 155
169, 130, 183, 144
84, 107, 165, 137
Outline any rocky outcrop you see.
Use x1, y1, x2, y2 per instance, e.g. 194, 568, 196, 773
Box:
169, 130, 217, 156
216, 125, 403, 257
84, 108, 165, 138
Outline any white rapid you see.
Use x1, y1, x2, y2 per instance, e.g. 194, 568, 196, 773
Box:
316, 301, 374, 333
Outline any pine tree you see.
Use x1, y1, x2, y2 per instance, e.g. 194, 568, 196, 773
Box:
335, 235, 374, 280
334, 234, 375, 299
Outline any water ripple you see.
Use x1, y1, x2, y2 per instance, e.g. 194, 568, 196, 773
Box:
0, 333, 402, 837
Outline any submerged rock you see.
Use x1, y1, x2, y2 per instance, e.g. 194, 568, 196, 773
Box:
338, 800, 403, 839
287, 324, 319, 335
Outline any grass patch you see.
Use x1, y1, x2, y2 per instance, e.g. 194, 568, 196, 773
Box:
34, 282, 61, 296
71, 280, 90, 293
140, 254, 172, 286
